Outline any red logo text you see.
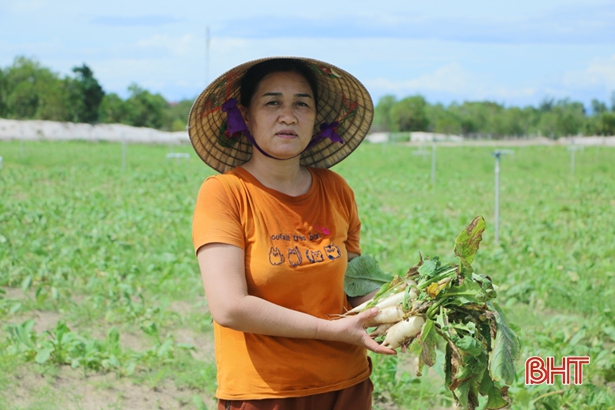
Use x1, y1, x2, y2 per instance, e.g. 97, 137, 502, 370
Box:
525, 356, 590, 385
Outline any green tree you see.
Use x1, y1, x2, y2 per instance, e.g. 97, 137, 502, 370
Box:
0, 67, 7, 117
593, 112, 615, 135
165, 99, 193, 131
124, 83, 169, 129
98, 93, 127, 124
69, 64, 105, 123
536, 98, 585, 138
2, 56, 70, 121
7, 80, 39, 119
372, 95, 397, 132
425, 103, 462, 135
389, 95, 429, 132
36, 77, 72, 121
591, 99, 607, 115
448, 102, 491, 136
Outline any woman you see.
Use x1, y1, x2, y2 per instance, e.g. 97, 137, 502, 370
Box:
189, 57, 395, 410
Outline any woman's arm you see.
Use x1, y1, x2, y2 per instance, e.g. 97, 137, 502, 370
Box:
198, 243, 396, 355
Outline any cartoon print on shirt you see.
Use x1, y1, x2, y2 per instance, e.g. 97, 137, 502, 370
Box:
288, 247, 303, 267
305, 249, 325, 263
324, 243, 341, 260
268, 247, 285, 265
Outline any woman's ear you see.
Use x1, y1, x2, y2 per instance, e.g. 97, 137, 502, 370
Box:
238, 104, 249, 127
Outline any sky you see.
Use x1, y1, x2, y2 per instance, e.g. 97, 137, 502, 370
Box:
1, 0, 614, 110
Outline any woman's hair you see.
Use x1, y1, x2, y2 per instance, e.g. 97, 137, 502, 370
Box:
239, 59, 319, 108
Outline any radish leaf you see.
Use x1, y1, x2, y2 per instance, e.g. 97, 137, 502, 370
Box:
489, 302, 521, 385
454, 216, 486, 264
344, 255, 392, 297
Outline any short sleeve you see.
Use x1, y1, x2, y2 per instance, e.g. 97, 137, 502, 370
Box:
192, 176, 245, 254
345, 186, 362, 255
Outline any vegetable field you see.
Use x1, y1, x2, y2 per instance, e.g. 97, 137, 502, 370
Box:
1, 140, 614, 409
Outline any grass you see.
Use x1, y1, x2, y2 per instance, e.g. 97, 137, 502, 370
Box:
1, 139, 614, 409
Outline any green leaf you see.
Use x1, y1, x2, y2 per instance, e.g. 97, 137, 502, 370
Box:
344, 255, 391, 297
455, 336, 484, 357
176, 342, 196, 351
418, 259, 437, 279
106, 327, 120, 347
603, 326, 615, 342
417, 318, 438, 371
454, 216, 486, 264
488, 302, 520, 385
454, 378, 480, 410
193, 394, 208, 410
443, 276, 496, 305
21, 275, 32, 291
9, 302, 23, 314
35, 348, 53, 364
479, 371, 509, 410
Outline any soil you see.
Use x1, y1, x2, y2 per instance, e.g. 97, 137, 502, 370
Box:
1, 286, 216, 409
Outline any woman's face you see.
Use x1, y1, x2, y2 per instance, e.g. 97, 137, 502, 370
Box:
241, 70, 317, 160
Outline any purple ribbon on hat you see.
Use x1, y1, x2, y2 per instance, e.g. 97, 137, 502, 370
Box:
306, 121, 343, 149
222, 98, 278, 159
222, 98, 250, 138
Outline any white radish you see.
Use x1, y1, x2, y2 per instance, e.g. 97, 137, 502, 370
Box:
377, 291, 408, 310
382, 316, 425, 349
364, 305, 404, 327
369, 323, 394, 338
344, 279, 418, 316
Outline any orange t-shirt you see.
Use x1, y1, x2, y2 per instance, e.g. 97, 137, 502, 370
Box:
192, 166, 370, 400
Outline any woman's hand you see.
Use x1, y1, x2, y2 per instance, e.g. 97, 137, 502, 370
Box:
317, 307, 397, 356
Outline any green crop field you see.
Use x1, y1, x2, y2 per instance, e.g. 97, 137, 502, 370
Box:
1, 140, 614, 410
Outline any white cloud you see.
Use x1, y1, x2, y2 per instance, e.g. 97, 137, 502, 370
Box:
136, 34, 196, 57
366, 63, 539, 103
563, 54, 615, 90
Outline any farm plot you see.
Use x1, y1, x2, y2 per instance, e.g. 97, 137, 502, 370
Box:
1, 140, 614, 410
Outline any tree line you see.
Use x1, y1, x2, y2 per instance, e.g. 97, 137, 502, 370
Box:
1, 56, 614, 137
373, 93, 615, 138
0, 56, 192, 131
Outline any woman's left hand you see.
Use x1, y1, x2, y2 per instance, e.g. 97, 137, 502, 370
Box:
317, 307, 397, 356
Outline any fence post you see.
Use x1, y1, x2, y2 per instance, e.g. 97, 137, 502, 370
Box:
491, 150, 514, 244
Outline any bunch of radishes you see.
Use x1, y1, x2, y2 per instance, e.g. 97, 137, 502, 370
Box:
343, 252, 459, 349
342, 216, 521, 410
343, 273, 425, 349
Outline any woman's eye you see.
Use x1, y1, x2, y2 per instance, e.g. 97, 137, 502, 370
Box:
265, 100, 279, 106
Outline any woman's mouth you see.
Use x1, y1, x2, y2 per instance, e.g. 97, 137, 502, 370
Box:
275, 130, 298, 139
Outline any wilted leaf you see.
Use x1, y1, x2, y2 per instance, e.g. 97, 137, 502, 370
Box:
489, 302, 520, 385
454, 216, 486, 264
426, 281, 448, 298
418, 318, 438, 369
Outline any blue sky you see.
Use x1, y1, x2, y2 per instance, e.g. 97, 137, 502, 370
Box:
1, 0, 614, 109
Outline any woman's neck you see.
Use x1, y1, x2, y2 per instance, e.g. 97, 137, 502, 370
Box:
241, 155, 312, 197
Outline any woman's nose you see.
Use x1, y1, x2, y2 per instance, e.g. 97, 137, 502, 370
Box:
278, 105, 297, 124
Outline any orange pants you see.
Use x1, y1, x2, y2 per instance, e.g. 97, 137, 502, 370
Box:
217, 378, 373, 410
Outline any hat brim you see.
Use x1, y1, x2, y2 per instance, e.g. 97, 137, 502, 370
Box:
188, 56, 374, 173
